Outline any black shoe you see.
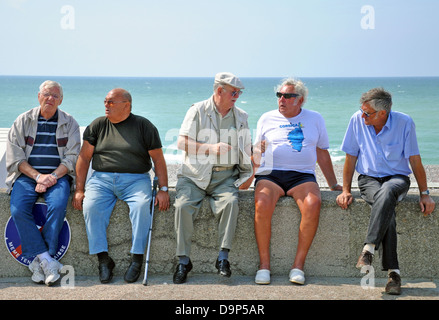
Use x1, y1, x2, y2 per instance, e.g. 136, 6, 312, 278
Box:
99, 257, 115, 284
215, 259, 231, 277
173, 260, 192, 284
124, 261, 142, 283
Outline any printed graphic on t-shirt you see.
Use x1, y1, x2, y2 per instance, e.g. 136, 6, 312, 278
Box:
279, 122, 304, 152
287, 123, 304, 152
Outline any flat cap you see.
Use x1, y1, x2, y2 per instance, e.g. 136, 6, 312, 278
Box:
214, 72, 245, 89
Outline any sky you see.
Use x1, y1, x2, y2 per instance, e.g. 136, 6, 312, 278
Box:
1, 0, 439, 78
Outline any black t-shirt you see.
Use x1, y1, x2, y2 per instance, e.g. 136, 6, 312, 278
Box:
83, 113, 162, 173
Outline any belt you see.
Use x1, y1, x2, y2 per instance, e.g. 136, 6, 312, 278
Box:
212, 166, 235, 172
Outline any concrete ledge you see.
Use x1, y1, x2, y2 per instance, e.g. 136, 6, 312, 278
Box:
1, 189, 438, 280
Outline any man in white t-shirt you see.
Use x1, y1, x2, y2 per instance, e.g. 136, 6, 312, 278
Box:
243, 78, 341, 285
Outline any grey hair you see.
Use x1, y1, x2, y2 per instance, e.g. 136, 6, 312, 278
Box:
213, 82, 223, 92
360, 87, 392, 112
39, 80, 63, 97
276, 78, 308, 101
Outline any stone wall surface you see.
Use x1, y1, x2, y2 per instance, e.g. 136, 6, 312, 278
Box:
1, 189, 438, 280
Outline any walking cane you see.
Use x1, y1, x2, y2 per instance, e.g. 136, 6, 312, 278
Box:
143, 176, 159, 286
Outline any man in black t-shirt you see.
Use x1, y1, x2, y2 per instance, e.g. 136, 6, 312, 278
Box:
72, 88, 170, 284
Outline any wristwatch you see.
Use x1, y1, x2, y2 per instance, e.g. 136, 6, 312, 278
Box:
420, 189, 430, 195
160, 186, 168, 192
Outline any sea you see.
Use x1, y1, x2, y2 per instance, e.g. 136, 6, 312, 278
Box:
1, 75, 438, 165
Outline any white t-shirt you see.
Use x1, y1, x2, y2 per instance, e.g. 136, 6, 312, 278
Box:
255, 108, 329, 175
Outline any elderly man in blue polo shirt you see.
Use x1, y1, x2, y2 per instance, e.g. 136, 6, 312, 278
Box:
336, 87, 435, 295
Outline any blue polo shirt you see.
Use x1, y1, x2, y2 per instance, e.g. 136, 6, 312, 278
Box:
341, 110, 419, 178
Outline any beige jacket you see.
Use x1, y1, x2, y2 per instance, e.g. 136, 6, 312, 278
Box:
6, 106, 81, 193
178, 96, 253, 190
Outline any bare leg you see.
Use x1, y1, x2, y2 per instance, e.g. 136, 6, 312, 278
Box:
254, 180, 284, 270
286, 182, 321, 271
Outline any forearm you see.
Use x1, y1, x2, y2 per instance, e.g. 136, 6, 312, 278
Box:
410, 155, 428, 192
409, 155, 435, 215
178, 135, 204, 155
335, 153, 357, 210
74, 156, 91, 192
342, 154, 357, 193
316, 148, 339, 189
177, 135, 228, 156
52, 164, 69, 179
18, 161, 59, 188
153, 154, 168, 189
18, 161, 40, 181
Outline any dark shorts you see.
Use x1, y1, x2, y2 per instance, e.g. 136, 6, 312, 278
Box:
255, 170, 317, 194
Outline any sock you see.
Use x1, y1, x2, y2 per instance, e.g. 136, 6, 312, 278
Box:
388, 269, 400, 275
363, 243, 375, 255
218, 248, 229, 261
37, 251, 54, 262
97, 251, 110, 264
179, 256, 190, 265
132, 254, 143, 264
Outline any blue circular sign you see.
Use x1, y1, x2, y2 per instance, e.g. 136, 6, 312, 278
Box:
4, 202, 71, 266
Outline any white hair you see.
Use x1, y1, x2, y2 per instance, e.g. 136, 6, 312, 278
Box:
276, 78, 308, 101
39, 80, 63, 97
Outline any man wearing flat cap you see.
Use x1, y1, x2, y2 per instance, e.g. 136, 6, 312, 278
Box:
173, 72, 253, 284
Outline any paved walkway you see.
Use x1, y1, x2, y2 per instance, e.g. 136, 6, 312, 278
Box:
1, 274, 437, 318
1, 274, 437, 300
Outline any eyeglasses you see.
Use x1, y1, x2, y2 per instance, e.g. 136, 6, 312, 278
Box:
231, 90, 242, 97
276, 92, 300, 99
104, 100, 128, 106
41, 92, 61, 100
359, 107, 378, 117
222, 87, 243, 97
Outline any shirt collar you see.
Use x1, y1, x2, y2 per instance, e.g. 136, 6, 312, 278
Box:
383, 111, 392, 131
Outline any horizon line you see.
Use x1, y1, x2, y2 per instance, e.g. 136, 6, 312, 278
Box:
2, 74, 439, 79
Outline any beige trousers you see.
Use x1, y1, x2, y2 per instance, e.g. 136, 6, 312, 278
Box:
174, 168, 239, 257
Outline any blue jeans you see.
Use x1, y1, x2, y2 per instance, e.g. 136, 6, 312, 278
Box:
358, 174, 410, 270
10, 175, 71, 258
82, 171, 152, 255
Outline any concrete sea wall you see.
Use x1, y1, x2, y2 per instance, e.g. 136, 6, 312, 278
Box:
1, 178, 437, 280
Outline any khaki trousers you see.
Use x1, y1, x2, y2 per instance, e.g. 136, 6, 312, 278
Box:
174, 168, 239, 257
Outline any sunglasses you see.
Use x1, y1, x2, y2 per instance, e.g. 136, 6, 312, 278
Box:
222, 88, 243, 97
359, 107, 378, 117
276, 92, 300, 99
104, 100, 128, 106
231, 90, 243, 97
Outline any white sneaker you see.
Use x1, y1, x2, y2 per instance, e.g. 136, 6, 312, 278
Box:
255, 269, 271, 285
29, 258, 45, 284
40, 259, 63, 286
289, 268, 305, 285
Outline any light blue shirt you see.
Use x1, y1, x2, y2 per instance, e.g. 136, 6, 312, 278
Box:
341, 110, 419, 177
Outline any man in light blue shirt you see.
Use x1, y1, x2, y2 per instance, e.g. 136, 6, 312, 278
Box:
336, 88, 435, 295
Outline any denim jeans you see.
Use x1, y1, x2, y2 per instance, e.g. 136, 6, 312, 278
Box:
82, 171, 152, 255
358, 174, 410, 270
10, 175, 71, 258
